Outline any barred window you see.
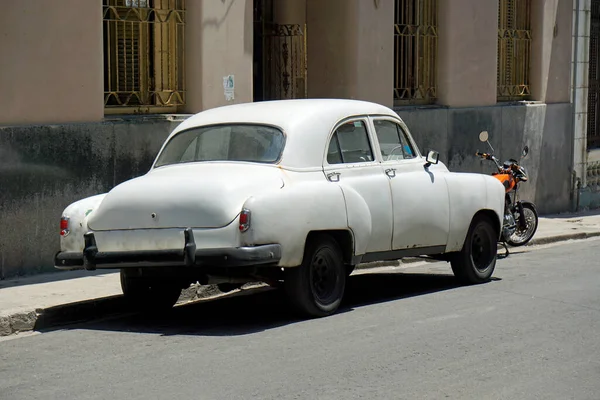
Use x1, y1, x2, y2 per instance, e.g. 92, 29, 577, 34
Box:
497, 0, 531, 101
588, 0, 600, 149
103, 0, 185, 112
394, 0, 438, 105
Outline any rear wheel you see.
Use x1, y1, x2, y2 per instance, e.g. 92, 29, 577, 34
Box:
285, 235, 346, 318
507, 202, 538, 247
120, 269, 182, 312
451, 215, 498, 284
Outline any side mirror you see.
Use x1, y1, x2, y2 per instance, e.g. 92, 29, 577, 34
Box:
522, 145, 529, 158
479, 131, 489, 142
424, 150, 440, 168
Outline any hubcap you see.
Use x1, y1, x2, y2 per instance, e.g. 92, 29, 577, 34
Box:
310, 248, 340, 305
471, 226, 494, 271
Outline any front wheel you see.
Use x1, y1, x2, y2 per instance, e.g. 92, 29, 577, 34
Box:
507, 202, 538, 247
284, 234, 346, 318
451, 215, 498, 284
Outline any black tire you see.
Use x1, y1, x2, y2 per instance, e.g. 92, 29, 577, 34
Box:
217, 283, 243, 293
451, 215, 498, 284
346, 265, 356, 276
507, 202, 539, 247
284, 234, 346, 318
120, 269, 181, 312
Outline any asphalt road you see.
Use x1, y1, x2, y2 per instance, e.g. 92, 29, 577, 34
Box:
1, 238, 600, 400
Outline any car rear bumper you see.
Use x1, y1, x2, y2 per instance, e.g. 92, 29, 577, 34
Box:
55, 228, 281, 270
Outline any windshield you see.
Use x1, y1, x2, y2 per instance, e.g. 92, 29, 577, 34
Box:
154, 124, 285, 168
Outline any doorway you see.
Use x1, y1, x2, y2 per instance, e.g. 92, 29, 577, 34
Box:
253, 0, 307, 102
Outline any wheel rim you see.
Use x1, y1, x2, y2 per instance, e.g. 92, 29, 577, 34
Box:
310, 248, 340, 305
509, 207, 537, 244
471, 225, 495, 271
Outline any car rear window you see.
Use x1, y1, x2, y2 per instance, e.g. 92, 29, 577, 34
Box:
154, 124, 285, 168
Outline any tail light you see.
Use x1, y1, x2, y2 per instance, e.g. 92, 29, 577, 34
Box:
60, 216, 70, 237
239, 209, 251, 232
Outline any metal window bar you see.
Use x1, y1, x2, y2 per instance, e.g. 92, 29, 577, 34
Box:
588, 0, 600, 149
497, 0, 531, 101
393, 0, 438, 105
103, 0, 185, 111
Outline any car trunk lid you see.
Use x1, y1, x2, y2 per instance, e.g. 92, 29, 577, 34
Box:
87, 163, 284, 231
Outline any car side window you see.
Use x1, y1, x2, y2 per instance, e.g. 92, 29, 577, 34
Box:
327, 120, 374, 164
373, 119, 416, 161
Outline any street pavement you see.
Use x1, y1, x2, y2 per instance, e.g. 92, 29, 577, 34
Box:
1, 210, 600, 337
0, 237, 599, 399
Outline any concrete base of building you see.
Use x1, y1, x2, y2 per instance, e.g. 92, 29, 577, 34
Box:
0, 101, 574, 278
0, 115, 188, 279
578, 186, 600, 210
397, 102, 574, 216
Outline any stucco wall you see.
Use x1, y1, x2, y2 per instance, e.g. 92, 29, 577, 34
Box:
183, 0, 254, 113
437, 0, 499, 107
0, 116, 186, 278
530, 0, 573, 103
0, 0, 103, 125
306, 0, 394, 108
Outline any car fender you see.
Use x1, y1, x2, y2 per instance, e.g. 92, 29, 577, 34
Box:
242, 181, 355, 267
444, 173, 504, 252
60, 194, 107, 253
336, 183, 372, 256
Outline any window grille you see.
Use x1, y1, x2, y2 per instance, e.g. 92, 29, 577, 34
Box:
588, 0, 600, 149
497, 0, 531, 101
394, 0, 438, 105
103, 0, 185, 112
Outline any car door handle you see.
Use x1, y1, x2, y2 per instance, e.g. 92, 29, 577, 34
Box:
326, 172, 341, 182
385, 168, 396, 178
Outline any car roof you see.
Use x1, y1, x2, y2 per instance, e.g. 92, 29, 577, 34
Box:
167, 99, 404, 169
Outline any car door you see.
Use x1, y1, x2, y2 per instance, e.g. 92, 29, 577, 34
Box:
322, 118, 394, 253
370, 117, 450, 251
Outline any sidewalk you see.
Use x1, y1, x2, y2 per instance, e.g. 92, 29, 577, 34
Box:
2, 210, 599, 337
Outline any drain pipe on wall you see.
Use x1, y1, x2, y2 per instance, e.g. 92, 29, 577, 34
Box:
571, 0, 581, 212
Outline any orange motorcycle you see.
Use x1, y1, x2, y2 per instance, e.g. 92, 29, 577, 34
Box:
476, 131, 539, 247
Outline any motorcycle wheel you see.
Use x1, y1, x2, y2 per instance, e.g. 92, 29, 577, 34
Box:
507, 202, 538, 247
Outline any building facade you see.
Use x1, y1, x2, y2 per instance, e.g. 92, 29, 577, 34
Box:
0, 0, 582, 277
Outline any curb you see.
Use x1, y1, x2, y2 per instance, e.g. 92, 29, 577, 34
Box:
355, 257, 435, 271
0, 296, 127, 338
0, 283, 266, 337
1, 231, 599, 337
527, 231, 600, 246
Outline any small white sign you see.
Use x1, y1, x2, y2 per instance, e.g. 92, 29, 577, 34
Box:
223, 75, 235, 101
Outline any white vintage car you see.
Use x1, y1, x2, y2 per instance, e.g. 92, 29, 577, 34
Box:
55, 99, 505, 317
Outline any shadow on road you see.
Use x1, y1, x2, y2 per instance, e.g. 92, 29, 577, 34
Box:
42, 271, 478, 337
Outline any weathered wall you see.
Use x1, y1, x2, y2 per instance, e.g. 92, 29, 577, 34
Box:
0, 116, 187, 279
398, 102, 574, 215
